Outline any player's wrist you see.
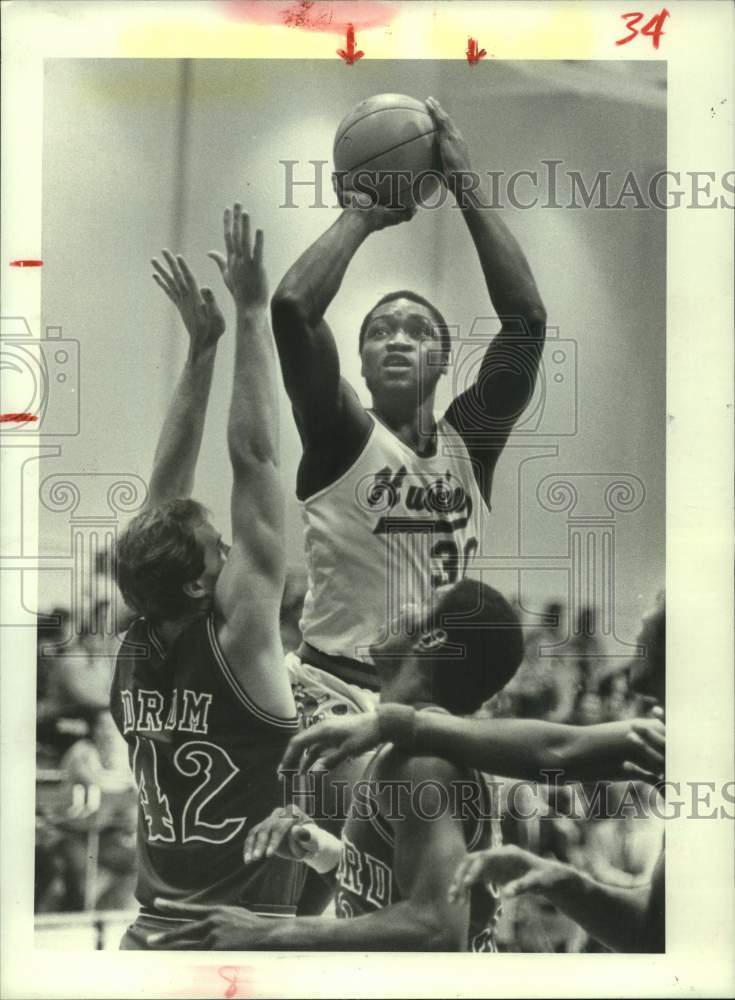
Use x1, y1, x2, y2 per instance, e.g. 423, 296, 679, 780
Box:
378, 704, 417, 748
302, 825, 341, 874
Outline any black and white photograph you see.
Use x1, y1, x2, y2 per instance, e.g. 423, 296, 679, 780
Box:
1, 2, 732, 997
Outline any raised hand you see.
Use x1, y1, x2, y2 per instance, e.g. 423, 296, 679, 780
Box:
208, 203, 267, 309
152, 250, 225, 353
278, 712, 382, 775
425, 96, 473, 199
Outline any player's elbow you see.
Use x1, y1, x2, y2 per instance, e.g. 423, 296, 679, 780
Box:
271, 286, 310, 338
522, 303, 547, 342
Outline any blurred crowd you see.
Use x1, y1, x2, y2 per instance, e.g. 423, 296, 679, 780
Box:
35, 583, 664, 952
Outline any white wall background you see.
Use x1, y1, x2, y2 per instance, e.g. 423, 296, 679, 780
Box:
40, 59, 665, 646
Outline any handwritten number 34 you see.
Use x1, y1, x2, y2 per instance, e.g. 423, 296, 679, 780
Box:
616, 8, 670, 49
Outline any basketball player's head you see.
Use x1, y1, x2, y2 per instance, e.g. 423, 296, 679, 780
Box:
115, 499, 230, 625
371, 578, 524, 715
358, 292, 450, 407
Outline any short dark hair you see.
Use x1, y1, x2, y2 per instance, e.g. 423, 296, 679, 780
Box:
358, 290, 451, 359
424, 578, 524, 716
115, 498, 209, 624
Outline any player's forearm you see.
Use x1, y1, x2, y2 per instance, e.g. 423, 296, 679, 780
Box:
227, 305, 279, 472
540, 865, 652, 952
391, 710, 639, 783
263, 900, 456, 951
272, 209, 372, 327
458, 192, 546, 327
148, 344, 218, 505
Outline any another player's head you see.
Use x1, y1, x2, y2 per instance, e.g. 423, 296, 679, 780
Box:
358, 292, 450, 408
115, 499, 230, 625
371, 578, 524, 715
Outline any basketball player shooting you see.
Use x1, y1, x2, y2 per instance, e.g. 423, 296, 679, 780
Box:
271, 97, 547, 717
110, 205, 303, 949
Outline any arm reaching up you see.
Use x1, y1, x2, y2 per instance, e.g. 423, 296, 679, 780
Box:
426, 97, 547, 505
270, 198, 414, 497
146, 251, 225, 506
209, 204, 295, 722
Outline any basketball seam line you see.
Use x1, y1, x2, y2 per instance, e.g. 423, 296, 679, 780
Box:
335, 104, 434, 144
340, 127, 438, 176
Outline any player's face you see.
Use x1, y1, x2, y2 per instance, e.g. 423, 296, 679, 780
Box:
192, 519, 230, 596
360, 299, 446, 401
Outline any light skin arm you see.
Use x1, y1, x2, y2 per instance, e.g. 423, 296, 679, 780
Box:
450, 845, 665, 953
209, 204, 294, 719
146, 252, 225, 507
270, 199, 412, 496
149, 756, 471, 951
278, 707, 665, 784
426, 98, 547, 504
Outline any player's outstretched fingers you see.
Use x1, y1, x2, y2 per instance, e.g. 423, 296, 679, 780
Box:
207, 250, 228, 281
244, 817, 273, 864
161, 250, 185, 295
503, 870, 544, 898
151, 258, 178, 299
147, 921, 209, 949
223, 207, 234, 258
253, 228, 264, 263
264, 813, 293, 858
627, 727, 664, 773
239, 208, 251, 259
448, 852, 487, 903
622, 760, 661, 784
633, 718, 665, 751
175, 255, 200, 299
152, 272, 177, 304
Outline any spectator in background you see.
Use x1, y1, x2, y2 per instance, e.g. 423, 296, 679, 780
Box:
567, 607, 607, 695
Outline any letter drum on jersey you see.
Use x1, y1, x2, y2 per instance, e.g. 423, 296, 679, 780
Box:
120, 687, 213, 735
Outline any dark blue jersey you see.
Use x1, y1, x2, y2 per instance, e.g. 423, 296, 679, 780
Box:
110, 613, 304, 916
334, 742, 503, 952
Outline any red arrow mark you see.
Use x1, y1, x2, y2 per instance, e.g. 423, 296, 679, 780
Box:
466, 37, 487, 65
10, 259, 44, 267
337, 23, 364, 64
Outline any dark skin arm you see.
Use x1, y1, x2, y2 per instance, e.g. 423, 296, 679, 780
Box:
270, 200, 413, 499
450, 845, 665, 953
278, 706, 666, 785
148, 755, 471, 951
427, 98, 547, 505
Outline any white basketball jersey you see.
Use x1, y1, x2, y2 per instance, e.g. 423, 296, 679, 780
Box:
299, 412, 485, 668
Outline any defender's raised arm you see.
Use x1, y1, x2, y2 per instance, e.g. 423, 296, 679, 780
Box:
146, 251, 225, 507
209, 204, 295, 721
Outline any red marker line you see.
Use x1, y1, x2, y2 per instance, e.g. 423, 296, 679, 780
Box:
0, 412, 39, 423
10, 259, 43, 267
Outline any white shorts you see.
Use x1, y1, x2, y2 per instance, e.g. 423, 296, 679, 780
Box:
286, 652, 379, 727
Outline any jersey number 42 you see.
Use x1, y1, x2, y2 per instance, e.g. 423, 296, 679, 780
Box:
133, 736, 246, 845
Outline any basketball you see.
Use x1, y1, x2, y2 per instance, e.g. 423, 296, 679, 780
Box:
333, 94, 440, 208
